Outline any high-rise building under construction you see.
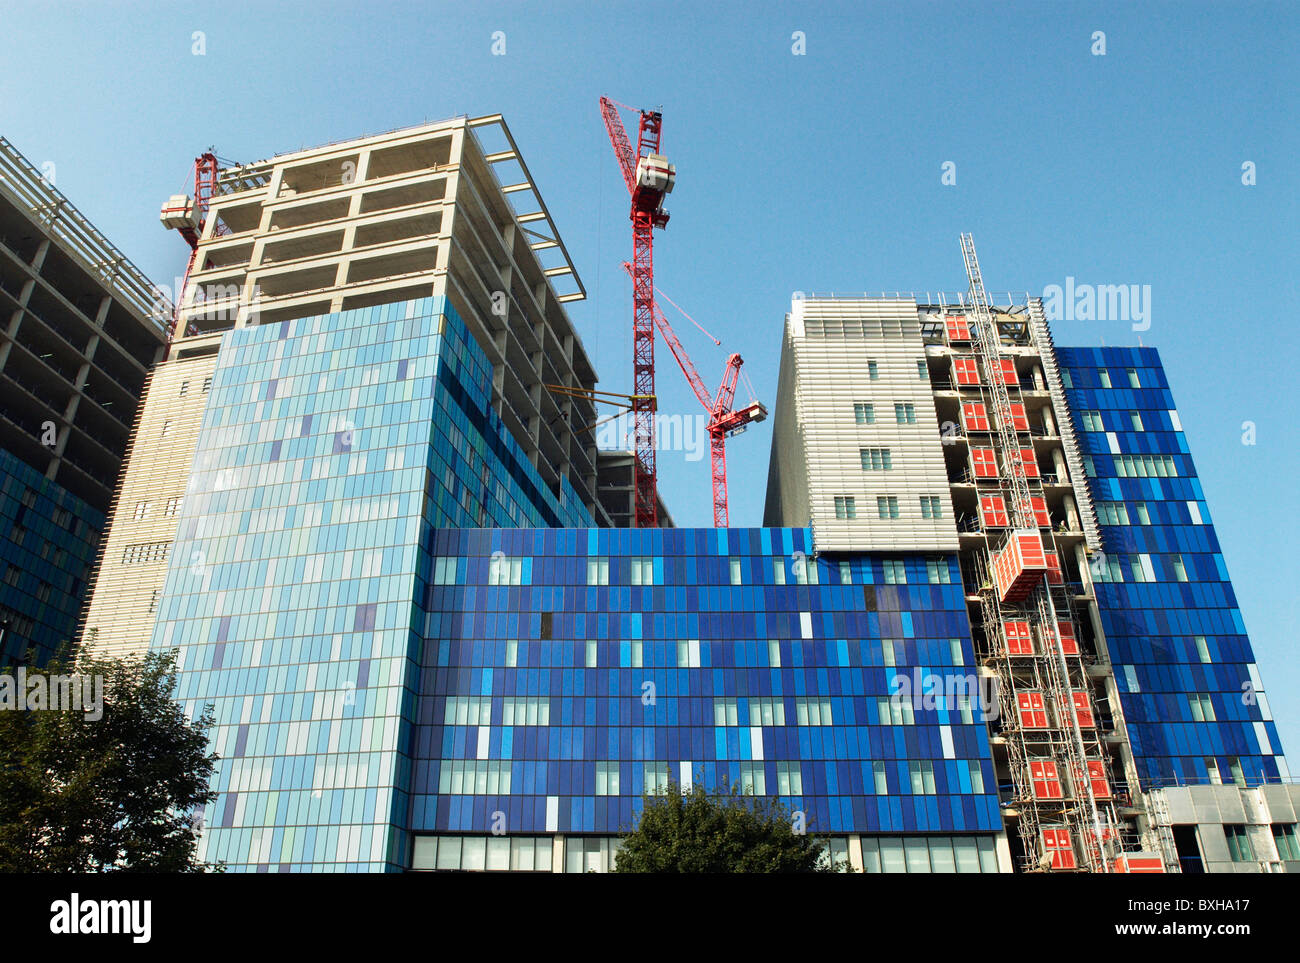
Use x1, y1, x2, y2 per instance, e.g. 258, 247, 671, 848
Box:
72, 115, 1296, 873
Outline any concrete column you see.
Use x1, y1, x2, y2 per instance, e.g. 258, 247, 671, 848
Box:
30, 238, 50, 272
1032, 363, 1046, 390
1042, 405, 1057, 436
1063, 493, 1081, 530
1052, 448, 1068, 482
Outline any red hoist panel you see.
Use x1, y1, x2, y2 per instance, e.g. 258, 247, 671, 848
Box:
1014, 447, 1040, 478
962, 401, 989, 432
993, 530, 1048, 603
1059, 691, 1095, 728
979, 494, 1009, 528
1030, 495, 1052, 528
1084, 760, 1111, 798
1018, 692, 1050, 729
971, 447, 998, 478
1006, 402, 1030, 431
995, 358, 1018, 386
1055, 622, 1079, 655
1030, 760, 1064, 799
945, 316, 971, 342
1113, 855, 1166, 873
1004, 620, 1034, 655
1042, 828, 1078, 870
1045, 549, 1064, 585
953, 357, 980, 386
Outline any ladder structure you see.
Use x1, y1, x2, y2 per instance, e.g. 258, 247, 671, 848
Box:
959, 233, 1120, 872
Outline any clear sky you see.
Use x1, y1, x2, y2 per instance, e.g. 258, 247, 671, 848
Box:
2, 1, 1297, 756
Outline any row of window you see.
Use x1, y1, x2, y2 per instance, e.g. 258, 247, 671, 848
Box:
131, 497, 183, 520
444, 697, 551, 726
1091, 552, 1191, 583
833, 494, 945, 521
863, 360, 928, 382
1059, 366, 1142, 389
120, 540, 172, 565
853, 403, 917, 425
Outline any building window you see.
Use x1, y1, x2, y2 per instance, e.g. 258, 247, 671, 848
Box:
916, 360, 928, 379
872, 761, 889, 794
164, 496, 182, 517
772, 558, 785, 585
1205, 757, 1222, 785
202, 376, 212, 393
132, 501, 150, 520
926, 558, 950, 583
1127, 367, 1141, 388
881, 639, 896, 667
629, 556, 656, 585
595, 762, 620, 796
1081, 410, 1103, 432
1224, 825, 1255, 862
1272, 824, 1300, 861
1194, 635, 1212, 663
1083, 455, 1096, 478
729, 558, 742, 585
713, 698, 740, 726
1097, 502, 1129, 525
775, 762, 803, 795
860, 448, 892, 471
894, 403, 916, 424
160, 420, 172, 438
505, 640, 518, 667
439, 761, 512, 795
629, 640, 643, 668
878, 696, 915, 726
488, 555, 525, 585
121, 541, 172, 565
1171, 555, 1188, 582
585, 640, 597, 667
1060, 369, 1073, 388
877, 496, 899, 519
179, 381, 190, 397
767, 640, 781, 668
1228, 757, 1245, 787
920, 496, 942, 519
794, 697, 833, 726
868, 360, 879, 380
967, 761, 985, 794
909, 761, 937, 795
1098, 369, 1112, 389
644, 762, 672, 794
749, 698, 786, 726
587, 557, 609, 585
1189, 694, 1216, 722
502, 698, 550, 726
147, 589, 160, 615
1129, 411, 1144, 431
1134, 502, 1151, 525
883, 560, 906, 584
834, 496, 856, 520
854, 402, 875, 424
737, 763, 766, 795
791, 554, 816, 584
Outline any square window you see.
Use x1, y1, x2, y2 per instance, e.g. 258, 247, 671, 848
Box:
877, 496, 899, 519
1098, 369, 1112, 389
834, 496, 856, 520
729, 558, 742, 585
1127, 367, 1141, 388
868, 360, 879, 380
860, 448, 892, 471
854, 402, 874, 424
895, 403, 916, 424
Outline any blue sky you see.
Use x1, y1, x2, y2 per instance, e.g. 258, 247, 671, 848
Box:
2, 1, 1297, 755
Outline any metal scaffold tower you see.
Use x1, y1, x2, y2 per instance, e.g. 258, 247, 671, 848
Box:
959, 233, 1122, 872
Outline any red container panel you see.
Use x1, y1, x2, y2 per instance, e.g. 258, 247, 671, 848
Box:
1059, 691, 1094, 728
1017, 448, 1041, 478
1018, 692, 1049, 728
953, 356, 980, 386
971, 447, 998, 478
945, 316, 971, 342
1030, 760, 1063, 799
962, 401, 989, 432
1056, 621, 1078, 655
1004, 620, 1034, 655
1085, 760, 1111, 798
996, 358, 1018, 386
1030, 495, 1051, 528
993, 530, 1047, 602
1043, 828, 1077, 870
980, 494, 1009, 528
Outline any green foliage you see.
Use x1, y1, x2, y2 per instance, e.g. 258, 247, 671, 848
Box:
0, 648, 221, 872
613, 777, 842, 873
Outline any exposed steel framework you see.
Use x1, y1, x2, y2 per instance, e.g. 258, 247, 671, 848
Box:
621, 264, 767, 527
600, 97, 673, 527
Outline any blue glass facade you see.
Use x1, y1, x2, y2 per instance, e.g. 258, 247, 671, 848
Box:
1058, 346, 1283, 789
414, 527, 1002, 844
0, 448, 102, 665
152, 296, 592, 871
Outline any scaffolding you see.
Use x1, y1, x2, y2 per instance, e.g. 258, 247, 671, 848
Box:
958, 234, 1123, 872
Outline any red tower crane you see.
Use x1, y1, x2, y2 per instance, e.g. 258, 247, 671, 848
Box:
621, 264, 767, 527
600, 97, 675, 528
159, 152, 221, 341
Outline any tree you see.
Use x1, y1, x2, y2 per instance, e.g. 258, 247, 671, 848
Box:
612, 777, 842, 873
0, 648, 221, 872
